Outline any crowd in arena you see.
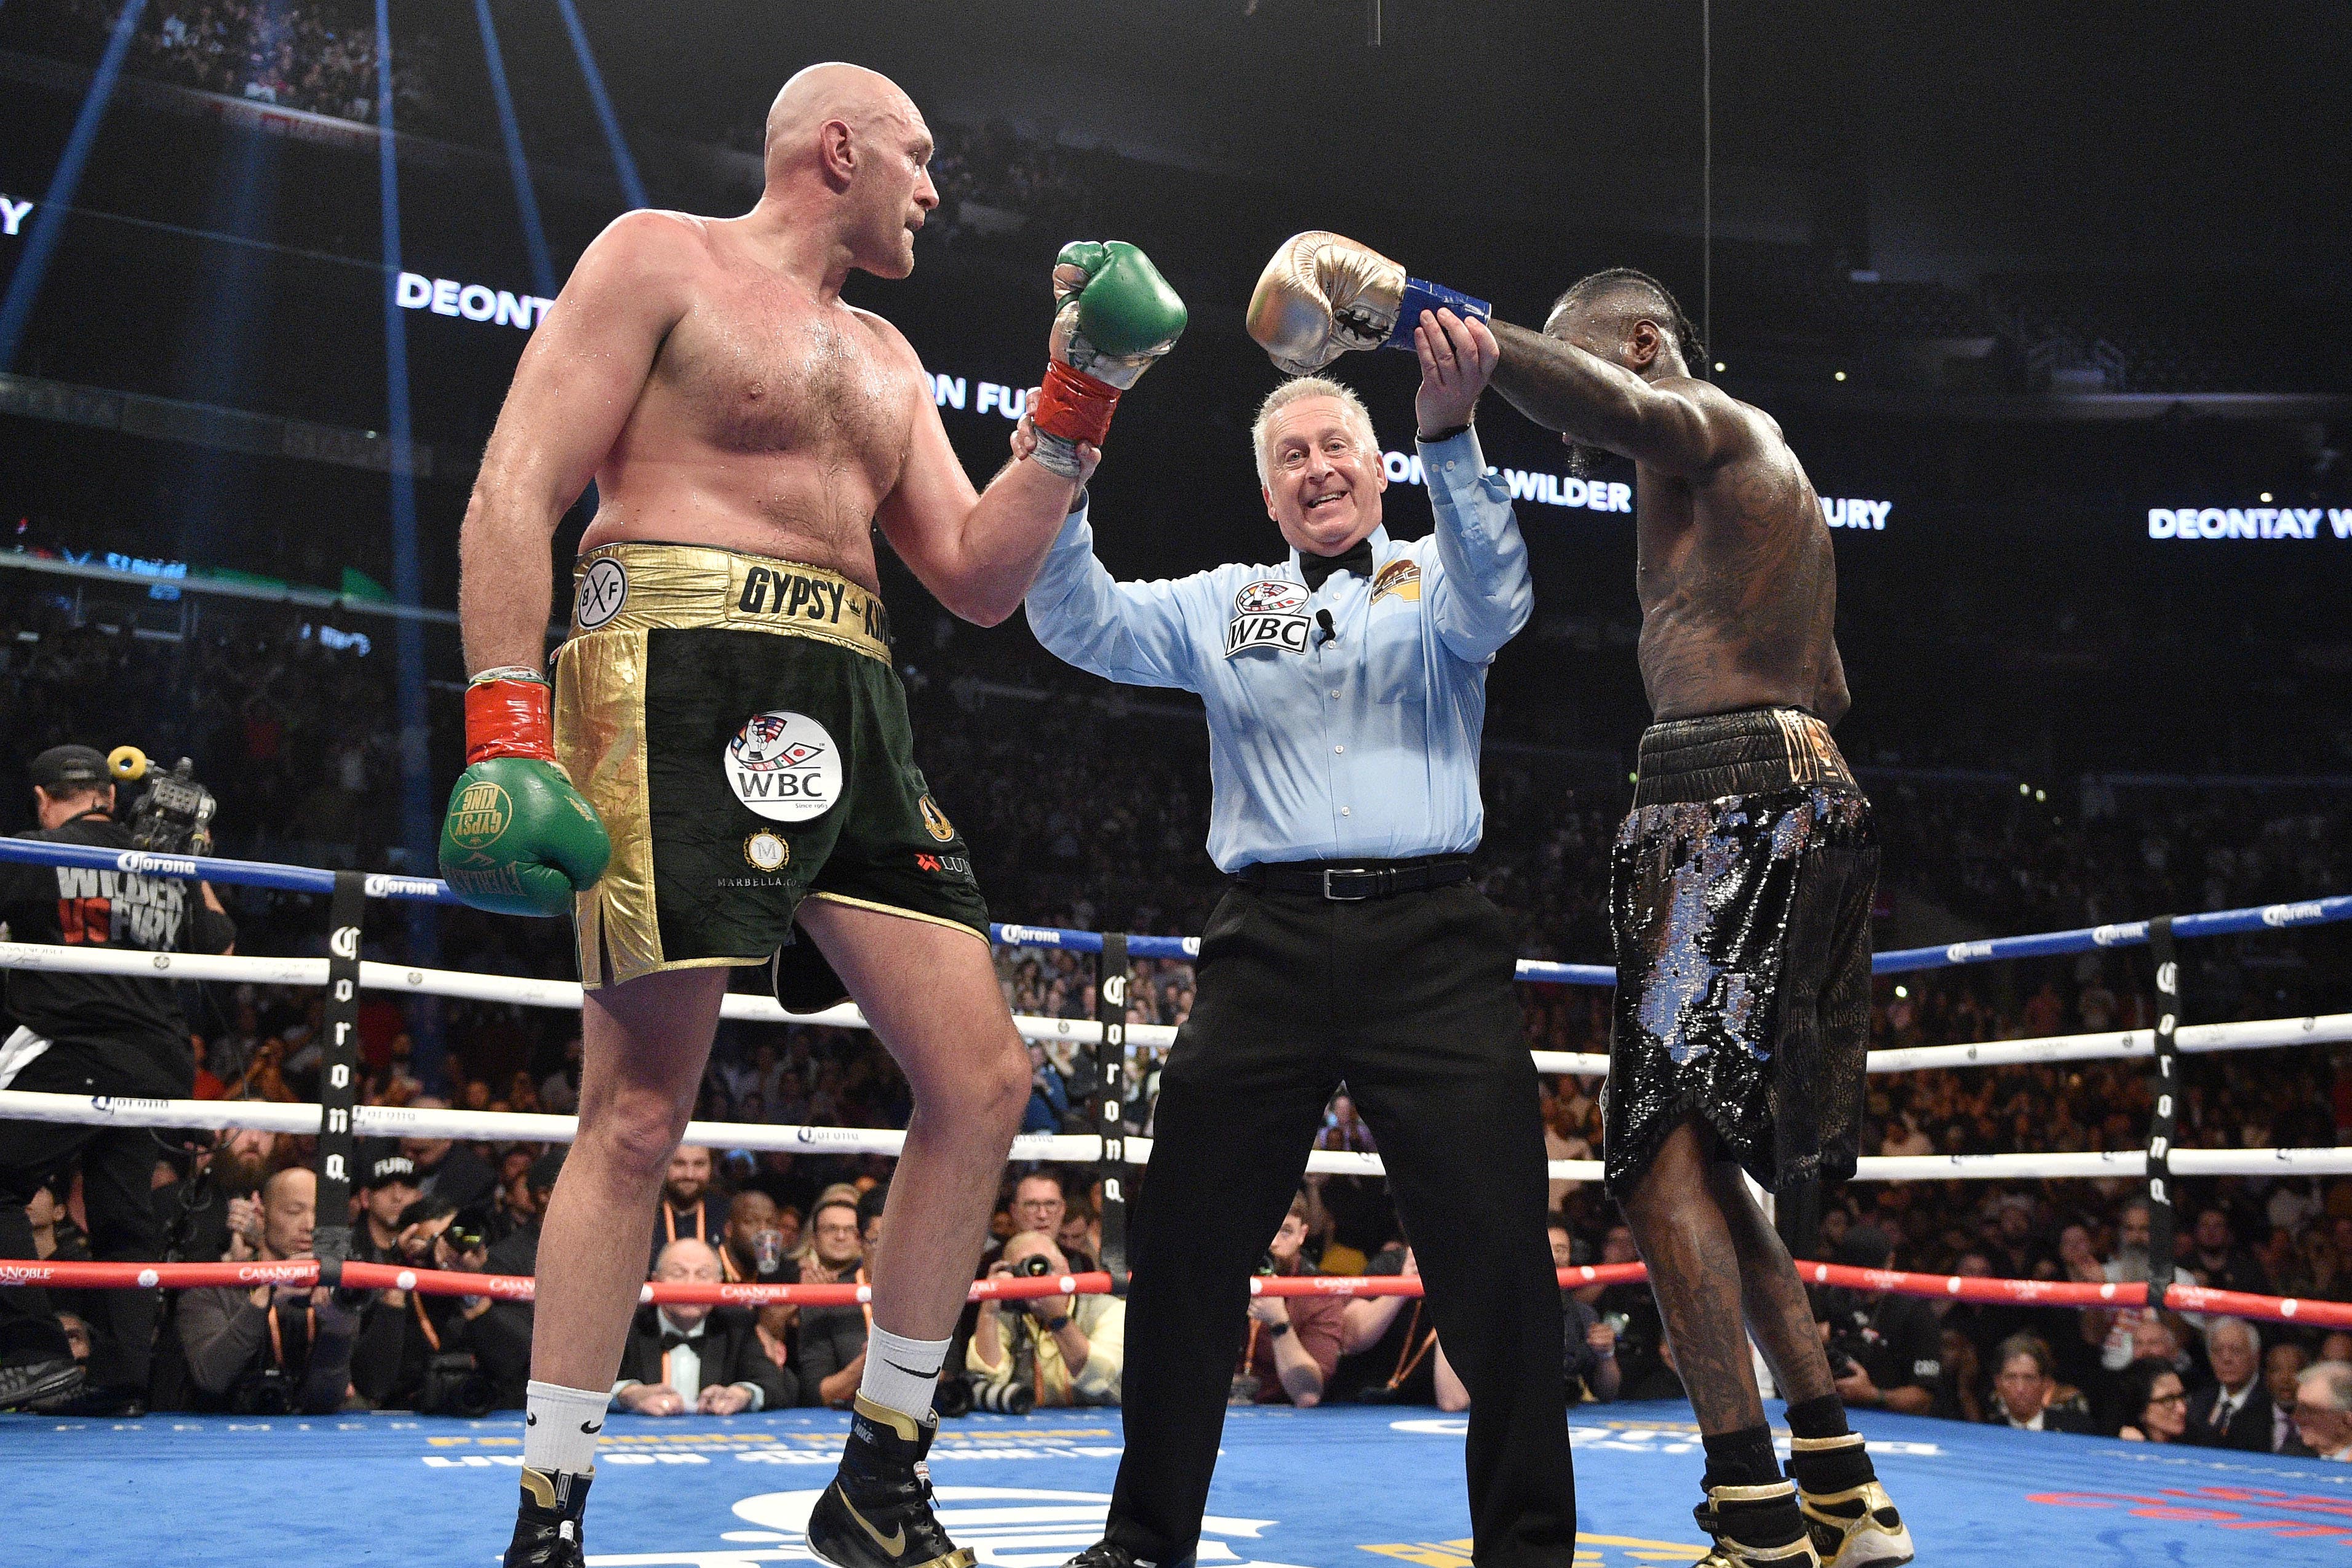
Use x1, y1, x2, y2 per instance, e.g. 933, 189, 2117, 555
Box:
6, 579, 2352, 1449
2, 0, 428, 125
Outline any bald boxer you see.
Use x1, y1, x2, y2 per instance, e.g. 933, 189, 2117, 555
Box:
1249, 239, 1908, 1568
447, 63, 1184, 1568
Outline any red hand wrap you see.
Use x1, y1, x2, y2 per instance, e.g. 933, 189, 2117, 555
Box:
464, 677, 557, 765
1032, 359, 1122, 448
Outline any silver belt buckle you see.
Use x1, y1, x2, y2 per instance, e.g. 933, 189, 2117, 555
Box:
1322, 867, 1375, 901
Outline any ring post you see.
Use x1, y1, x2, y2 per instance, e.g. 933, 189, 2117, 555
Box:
1092, 932, 1130, 1284
312, 870, 367, 1284
2142, 915, 2183, 1311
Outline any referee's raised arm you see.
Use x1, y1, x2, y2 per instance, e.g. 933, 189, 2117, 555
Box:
1413, 308, 1534, 666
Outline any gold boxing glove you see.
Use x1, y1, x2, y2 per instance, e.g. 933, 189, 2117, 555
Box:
1246, 231, 1491, 375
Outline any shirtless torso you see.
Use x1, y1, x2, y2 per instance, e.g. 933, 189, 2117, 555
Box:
1624, 392, 1846, 725
1488, 314, 1847, 726
460, 196, 1073, 675
571, 210, 925, 588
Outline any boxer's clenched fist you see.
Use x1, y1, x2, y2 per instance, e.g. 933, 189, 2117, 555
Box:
1247, 231, 1491, 375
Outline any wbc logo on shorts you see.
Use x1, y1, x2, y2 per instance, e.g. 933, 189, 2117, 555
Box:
724, 710, 842, 823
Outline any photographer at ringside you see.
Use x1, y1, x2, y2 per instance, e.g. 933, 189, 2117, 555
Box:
177, 1167, 362, 1415
0, 744, 236, 1414
351, 1198, 511, 1414
967, 1230, 1125, 1409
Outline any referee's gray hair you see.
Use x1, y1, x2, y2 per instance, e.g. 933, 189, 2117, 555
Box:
1252, 376, 1379, 490
2204, 1316, 2261, 1356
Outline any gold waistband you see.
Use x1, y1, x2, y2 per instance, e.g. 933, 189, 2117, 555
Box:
565, 542, 890, 662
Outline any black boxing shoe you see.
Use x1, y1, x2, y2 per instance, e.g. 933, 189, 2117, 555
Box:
503, 1466, 591, 1568
1061, 1539, 1194, 1568
806, 1395, 975, 1568
1691, 1479, 1822, 1568
26, 1382, 143, 1418
0, 1355, 84, 1412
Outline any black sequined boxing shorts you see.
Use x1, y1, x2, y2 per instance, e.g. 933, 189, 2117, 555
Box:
1603, 707, 1878, 1223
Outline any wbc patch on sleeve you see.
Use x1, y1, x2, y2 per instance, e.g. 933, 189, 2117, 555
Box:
1225, 578, 1311, 658
1370, 558, 1422, 605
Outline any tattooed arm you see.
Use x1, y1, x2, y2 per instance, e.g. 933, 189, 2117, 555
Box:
1487, 320, 1753, 479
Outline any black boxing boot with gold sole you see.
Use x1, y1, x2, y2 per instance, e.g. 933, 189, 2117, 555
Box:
1691, 1481, 1821, 1568
1788, 1434, 1913, 1568
504, 1466, 591, 1568
807, 1394, 976, 1568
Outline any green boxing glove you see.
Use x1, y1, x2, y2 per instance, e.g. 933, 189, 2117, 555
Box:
1030, 239, 1187, 480
439, 668, 610, 918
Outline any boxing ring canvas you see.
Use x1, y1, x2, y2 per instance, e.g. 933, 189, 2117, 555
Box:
4, 1401, 2346, 1566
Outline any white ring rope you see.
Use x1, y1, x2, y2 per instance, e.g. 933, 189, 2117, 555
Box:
15, 941, 2343, 1083
7, 1090, 2350, 1182
0, 940, 1177, 1050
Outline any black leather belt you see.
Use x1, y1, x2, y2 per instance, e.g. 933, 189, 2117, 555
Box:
1234, 855, 1472, 902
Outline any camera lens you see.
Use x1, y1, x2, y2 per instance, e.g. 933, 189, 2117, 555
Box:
1016, 1254, 1054, 1278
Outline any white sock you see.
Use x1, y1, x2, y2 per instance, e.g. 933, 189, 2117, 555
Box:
859, 1324, 949, 1422
524, 1379, 609, 1476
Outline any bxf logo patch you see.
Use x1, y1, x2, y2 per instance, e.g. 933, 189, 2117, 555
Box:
575, 557, 628, 630
1226, 578, 1312, 659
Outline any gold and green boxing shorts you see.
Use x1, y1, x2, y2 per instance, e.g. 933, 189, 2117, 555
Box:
552, 541, 989, 1010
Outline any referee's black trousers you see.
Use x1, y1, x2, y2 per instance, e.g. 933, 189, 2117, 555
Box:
1106, 878, 1578, 1568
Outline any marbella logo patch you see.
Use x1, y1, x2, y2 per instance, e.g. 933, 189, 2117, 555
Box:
744, 831, 789, 871
1227, 578, 1312, 658
1370, 558, 1422, 604
724, 711, 842, 823
919, 794, 957, 843
575, 556, 628, 631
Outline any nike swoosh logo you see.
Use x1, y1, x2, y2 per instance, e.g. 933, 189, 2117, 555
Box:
526, 1412, 538, 1425
581, 1420, 603, 1435
882, 1359, 939, 1380
841, 1492, 907, 1557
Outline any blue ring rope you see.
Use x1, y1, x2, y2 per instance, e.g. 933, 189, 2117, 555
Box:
4, 836, 2343, 986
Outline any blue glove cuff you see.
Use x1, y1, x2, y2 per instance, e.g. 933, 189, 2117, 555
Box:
1385, 278, 1493, 349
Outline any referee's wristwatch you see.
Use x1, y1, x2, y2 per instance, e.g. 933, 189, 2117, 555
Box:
1043, 1313, 1072, 1333
1267, 1321, 1291, 1339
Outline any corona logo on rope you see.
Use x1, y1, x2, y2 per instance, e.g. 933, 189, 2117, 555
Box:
329, 925, 359, 960
447, 781, 512, 849
113, 850, 198, 877
2263, 901, 2327, 926
362, 874, 442, 899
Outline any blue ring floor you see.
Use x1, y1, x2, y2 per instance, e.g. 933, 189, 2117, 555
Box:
5, 1399, 2350, 1566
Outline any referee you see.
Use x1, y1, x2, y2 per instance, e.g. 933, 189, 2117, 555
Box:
1021, 310, 1577, 1568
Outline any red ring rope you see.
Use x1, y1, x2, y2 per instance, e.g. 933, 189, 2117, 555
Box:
12, 1257, 2348, 1329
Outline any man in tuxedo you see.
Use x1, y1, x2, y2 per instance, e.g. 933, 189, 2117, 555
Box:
613, 1240, 794, 1415
2267, 1342, 2312, 1454
2183, 1317, 2273, 1452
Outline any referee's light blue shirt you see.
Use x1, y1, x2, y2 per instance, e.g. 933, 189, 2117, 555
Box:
1022, 428, 1533, 872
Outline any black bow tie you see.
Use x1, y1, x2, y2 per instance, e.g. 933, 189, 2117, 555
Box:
1299, 538, 1374, 593
659, 1330, 699, 1352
